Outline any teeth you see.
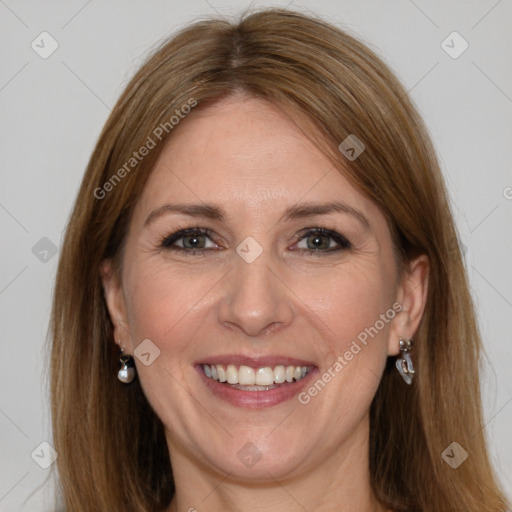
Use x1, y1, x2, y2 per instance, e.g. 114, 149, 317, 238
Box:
226, 364, 238, 384
255, 367, 274, 386
274, 365, 285, 383
231, 383, 277, 391
202, 363, 311, 386
239, 365, 255, 385
217, 364, 227, 382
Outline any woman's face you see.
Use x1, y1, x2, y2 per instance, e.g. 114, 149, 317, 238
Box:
103, 95, 425, 482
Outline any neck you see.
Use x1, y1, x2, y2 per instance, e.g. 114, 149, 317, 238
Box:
165, 415, 387, 512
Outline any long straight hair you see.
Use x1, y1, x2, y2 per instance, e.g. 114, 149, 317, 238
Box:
50, 8, 509, 511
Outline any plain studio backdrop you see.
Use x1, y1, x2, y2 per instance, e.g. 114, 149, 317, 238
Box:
0, 0, 511, 510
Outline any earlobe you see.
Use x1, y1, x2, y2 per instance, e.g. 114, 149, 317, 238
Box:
388, 254, 429, 356
100, 259, 130, 348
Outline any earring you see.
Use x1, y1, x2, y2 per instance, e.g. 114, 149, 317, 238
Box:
118, 347, 136, 383
395, 337, 415, 385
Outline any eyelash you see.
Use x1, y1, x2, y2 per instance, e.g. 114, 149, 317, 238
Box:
159, 225, 352, 257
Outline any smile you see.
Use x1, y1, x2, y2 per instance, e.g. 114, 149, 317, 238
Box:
196, 358, 317, 408
202, 363, 311, 390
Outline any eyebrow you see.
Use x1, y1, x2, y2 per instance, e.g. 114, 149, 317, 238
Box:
144, 200, 370, 229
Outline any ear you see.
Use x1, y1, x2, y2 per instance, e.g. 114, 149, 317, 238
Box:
387, 254, 429, 356
100, 259, 133, 353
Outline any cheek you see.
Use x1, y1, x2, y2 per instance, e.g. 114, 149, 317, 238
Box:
121, 262, 218, 423
293, 266, 394, 425
123, 260, 218, 346
291, 258, 395, 359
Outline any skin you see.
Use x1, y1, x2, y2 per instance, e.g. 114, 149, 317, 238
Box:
102, 94, 429, 512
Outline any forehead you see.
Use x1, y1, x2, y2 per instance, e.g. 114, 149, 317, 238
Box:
132, 95, 379, 227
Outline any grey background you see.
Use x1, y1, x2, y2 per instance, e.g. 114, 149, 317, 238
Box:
1, 0, 511, 509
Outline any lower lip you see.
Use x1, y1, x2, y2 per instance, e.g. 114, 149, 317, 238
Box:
196, 366, 317, 409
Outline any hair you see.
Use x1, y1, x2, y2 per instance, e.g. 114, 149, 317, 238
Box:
49, 7, 509, 512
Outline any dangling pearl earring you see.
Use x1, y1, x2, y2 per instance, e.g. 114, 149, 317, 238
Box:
118, 346, 136, 383
395, 337, 415, 385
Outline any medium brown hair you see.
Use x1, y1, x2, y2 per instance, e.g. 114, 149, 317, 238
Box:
50, 8, 509, 511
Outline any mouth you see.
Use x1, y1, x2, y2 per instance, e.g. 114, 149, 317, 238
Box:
201, 363, 311, 390
195, 356, 317, 408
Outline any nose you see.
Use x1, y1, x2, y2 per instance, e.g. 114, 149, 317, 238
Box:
217, 250, 294, 338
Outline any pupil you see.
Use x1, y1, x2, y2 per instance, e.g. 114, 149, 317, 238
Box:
308, 234, 328, 250
185, 233, 204, 248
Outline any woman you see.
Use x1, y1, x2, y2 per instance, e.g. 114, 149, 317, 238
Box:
50, 8, 509, 512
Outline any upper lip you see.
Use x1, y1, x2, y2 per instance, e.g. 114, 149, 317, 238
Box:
195, 354, 316, 368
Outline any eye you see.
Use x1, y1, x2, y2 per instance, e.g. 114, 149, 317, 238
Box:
160, 227, 218, 255
158, 226, 351, 257
292, 227, 351, 255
